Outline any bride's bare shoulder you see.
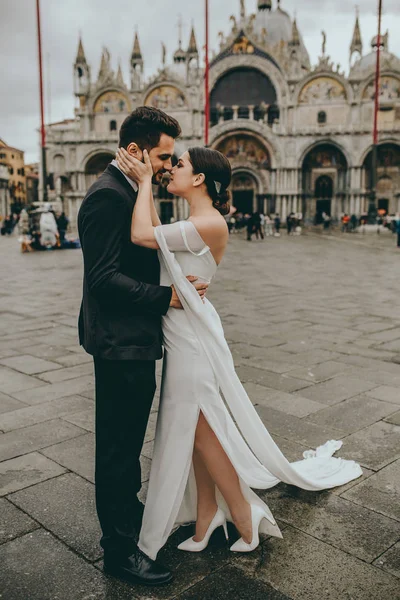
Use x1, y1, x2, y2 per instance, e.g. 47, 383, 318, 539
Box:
188, 216, 228, 242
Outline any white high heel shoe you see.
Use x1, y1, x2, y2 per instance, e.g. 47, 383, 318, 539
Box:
177, 507, 228, 552
230, 504, 269, 552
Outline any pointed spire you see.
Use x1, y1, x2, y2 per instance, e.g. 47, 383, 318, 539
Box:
132, 31, 142, 60
240, 0, 246, 19
290, 18, 300, 46
116, 61, 124, 86
97, 47, 113, 82
187, 25, 198, 54
350, 6, 363, 59
75, 36, 87, 63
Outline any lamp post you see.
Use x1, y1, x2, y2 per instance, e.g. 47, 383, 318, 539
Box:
36, 0, 48, 202
204, 0, 210, 147
369, 0, 383, 222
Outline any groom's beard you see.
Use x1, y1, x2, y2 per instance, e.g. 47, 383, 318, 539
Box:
153, 171, 171, 186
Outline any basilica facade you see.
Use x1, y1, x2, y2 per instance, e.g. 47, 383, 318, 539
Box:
44, 0, 400, 225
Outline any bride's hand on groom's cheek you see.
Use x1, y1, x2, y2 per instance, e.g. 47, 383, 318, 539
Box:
116, 147, 153, 184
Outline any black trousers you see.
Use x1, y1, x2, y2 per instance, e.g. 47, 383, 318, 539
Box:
93, 357, 156, 556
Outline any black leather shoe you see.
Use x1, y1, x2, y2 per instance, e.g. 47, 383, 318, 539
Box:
104, 547, 173, 587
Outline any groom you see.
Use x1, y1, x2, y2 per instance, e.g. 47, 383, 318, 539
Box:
78, 107, 207, 586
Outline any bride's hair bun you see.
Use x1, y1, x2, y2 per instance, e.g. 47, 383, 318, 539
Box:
212, 188, 231, 216
188, 147, 232, 216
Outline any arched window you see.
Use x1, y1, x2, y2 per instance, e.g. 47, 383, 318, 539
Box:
318, 111, 327, 124
110, 120, 117, 132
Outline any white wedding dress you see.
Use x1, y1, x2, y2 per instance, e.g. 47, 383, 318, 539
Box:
138, 220, 362, 560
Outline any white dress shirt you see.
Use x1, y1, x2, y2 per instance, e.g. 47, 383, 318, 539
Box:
110, 159, 138, 193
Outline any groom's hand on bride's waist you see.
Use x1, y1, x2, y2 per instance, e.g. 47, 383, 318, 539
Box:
169, 276, 208, 309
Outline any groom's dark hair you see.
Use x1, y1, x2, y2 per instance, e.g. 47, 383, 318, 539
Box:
119, 106, 181, 151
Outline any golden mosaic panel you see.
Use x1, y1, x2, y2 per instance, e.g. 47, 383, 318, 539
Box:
363, 76, 400, 101
93, 91, 131, 113
299, 77, 346, 104
144, 86, 187, 110
217, 135, 270, 169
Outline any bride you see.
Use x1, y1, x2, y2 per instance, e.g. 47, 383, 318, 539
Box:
116, 145, 362, 561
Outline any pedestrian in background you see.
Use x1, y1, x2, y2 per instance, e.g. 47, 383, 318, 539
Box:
286, 212, 293, 235
274, 213, 281, 236
265, 214, 273, 236
395, 214, 400, 248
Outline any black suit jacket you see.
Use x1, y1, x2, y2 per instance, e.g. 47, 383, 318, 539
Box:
78, 164, 172, 360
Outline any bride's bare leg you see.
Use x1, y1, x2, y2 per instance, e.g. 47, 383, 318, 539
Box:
192, 449, 218, 541
193, 412, 252, 543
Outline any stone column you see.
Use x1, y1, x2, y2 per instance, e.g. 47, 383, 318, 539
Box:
248, 105, 255, 120
232, 105, 239, 120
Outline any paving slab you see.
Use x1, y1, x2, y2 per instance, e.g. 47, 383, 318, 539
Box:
19, 342, 70, 360
0, 395, 93, 432
0, 391, 27, 414
373, 542, 400, 579
10, 374, 94, 405
294, 376, 377, 406
256, 405, 345, 447
342, 459, 400, 521
0, 419, 85, 462
366, 385, 400, 405
0, 354, 62, 375
234, 527, 400, 600
307, 394, 398, 433
0, 529, 111, 600
337, 421, 400, 470
236, 365, 312, 393
286, 360, 353, 383
0, 497, 39, 544
41, 432, 95, 483
37, 361, 93, 383
0, 451, 66, 496
384, 410, 400, 425
53, 352, 93, 367
62, 407, 95, 432
245, 382, 325, 418
0, 365, 46, 394
259, 484, 400, 562
176, 565, 292, 600
10, 472, 102, 561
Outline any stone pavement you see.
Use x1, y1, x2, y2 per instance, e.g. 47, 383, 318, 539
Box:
0, 230, 399, 600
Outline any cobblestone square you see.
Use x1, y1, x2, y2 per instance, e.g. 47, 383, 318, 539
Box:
0, 231, 399, 599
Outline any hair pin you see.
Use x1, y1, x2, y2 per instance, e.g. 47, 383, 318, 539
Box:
214, 181, 222, 194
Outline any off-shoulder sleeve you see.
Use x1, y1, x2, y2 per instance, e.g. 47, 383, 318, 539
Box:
155, 221, 209, 255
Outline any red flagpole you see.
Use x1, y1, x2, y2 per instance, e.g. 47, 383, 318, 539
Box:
369, 0, 383, 219
36, 0, 48, 202
204, 0, 210, 146
373, 0, 383, 145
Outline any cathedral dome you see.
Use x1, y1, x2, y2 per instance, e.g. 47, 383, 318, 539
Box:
250, 4, 310, 68
350, 33, 400, 78
350, 50, 400, 78
252, 5, 292, 45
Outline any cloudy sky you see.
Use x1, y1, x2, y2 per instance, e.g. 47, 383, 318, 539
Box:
1, 0, 399, 163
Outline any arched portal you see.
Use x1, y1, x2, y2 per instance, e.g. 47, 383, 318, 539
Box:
85, 152, 114, 189
362, 143, 400, 214
301, 143, 348, 222
215, 133, 271, 213
210, 67, 278, 126
231, 172, 258, 214
314, 175, 333, 223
